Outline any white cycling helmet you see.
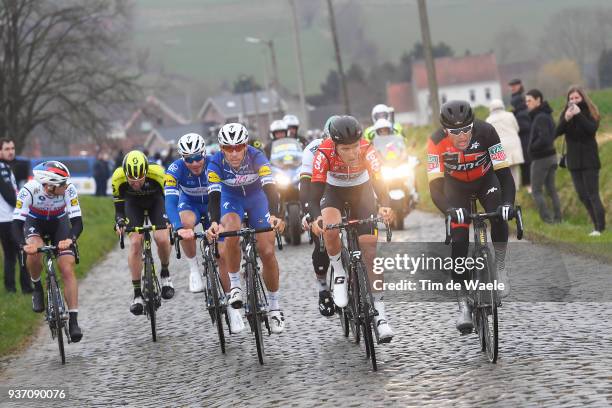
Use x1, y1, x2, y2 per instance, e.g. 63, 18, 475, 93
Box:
33, 161, 70, 186
218, 123, 249, 146
177, 133, 206, 156
373, 118, 393, 135
282, 114, 300, 128
269, 119, 288, 140
371, 103, 390, 123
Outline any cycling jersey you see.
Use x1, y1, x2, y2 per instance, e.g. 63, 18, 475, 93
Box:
427, 119, 509, 183
14, 181, 82, 221
299, 138, 323, 178
165, 158, 209, 229
111, 163, 166, 202
311, 138, 383, 187
206, 146, 274, 196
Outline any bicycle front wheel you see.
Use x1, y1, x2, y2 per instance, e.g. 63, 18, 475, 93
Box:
478, 248, 498, 363
49, 276, 66, 365
356, 262, 377, 371
246, 262, 265, 365
144, 259, 157, 342
208, 259, 226, 354
348, 263, 360, 344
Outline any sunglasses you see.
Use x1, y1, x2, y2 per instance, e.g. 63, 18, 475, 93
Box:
221, 144, 246, 153
127, 175, 145, 182
182, 153, 204, 163
447, 124, 473, 135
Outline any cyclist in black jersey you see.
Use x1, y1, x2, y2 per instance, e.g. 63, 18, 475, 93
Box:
428, 100, 516, 332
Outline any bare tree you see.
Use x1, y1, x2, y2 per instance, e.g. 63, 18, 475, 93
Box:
540, 6, 612, 76
0, 0, 143, 153
491, 28, 530, 65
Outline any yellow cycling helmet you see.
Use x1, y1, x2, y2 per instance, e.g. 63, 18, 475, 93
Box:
122, 150, 149, 179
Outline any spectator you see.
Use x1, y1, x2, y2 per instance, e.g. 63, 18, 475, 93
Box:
508, 78, 532, 190
152, 151, 163, 166
161, 149, 175, 168
114, 149, 124, 169
525, 89, 561, 224
555, 85, 606, 236
93, 152, 111, 196
0, 138, 32, 293
486, 99, 524, 188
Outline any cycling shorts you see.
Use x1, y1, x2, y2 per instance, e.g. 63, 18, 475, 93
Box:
321, 182, 377, 236
178, 196, 210, 229
24, 215, 74, 256
124, 194, 167, 228
220, 188, 271, 230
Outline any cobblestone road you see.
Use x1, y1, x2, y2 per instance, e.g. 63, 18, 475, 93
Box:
1, 211, 611, 407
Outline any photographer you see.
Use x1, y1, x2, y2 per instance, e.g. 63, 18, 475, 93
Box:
556, 86, 605, 236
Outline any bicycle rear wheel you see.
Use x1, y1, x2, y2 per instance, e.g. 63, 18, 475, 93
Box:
479, 248, 498, 363
49, 276, 66, 365
144, 258, 157, 342
208, 259, 226, 354
247, 262, 265, 364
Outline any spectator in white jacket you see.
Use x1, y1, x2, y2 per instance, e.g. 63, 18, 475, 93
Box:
486, 99, 525, 188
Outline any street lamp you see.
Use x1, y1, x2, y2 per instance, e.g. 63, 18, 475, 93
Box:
245, 36, 281, 103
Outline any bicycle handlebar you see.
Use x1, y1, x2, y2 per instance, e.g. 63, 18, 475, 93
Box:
19, 241, 80, 267
118, 224, 168, 249
326, 216, 393, 243
444, 206, 524, 245
174, 231, 220, 259
218, 227, 283, 250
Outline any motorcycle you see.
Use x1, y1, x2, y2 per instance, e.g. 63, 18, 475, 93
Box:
372, 134, 419, 230
269, 138, 303, 245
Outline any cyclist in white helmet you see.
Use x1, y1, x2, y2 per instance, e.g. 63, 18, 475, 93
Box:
365, 104, 404, 142
283, 114, 308, 147
205, 123, 287, 334
13, 161, 84, 342
164, 133, 211, 293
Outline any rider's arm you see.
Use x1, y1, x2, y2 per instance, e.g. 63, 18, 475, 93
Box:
0, 164, 16, 207
308, 149, 329, 219
69, 216, 83, 241
299, 176, 311, 214
429, 178, 449, 213
495, 167, 516, 205
365, 146, 390, 207
308, 181, 325, 219
253, 148, 280, 217
163, 169, 183, 229
208, 191, 221, 224
12, 185, 33, 246
206, 158, 223, 224
111, 168, 126, 222
64, 184, 83, 239
262, 183, 280, 217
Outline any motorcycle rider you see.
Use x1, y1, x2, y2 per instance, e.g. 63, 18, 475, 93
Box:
365, 104, 404, 142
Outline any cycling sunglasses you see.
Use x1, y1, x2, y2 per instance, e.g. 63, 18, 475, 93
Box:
447, 124, 473, 135
221, 144, 246, 153
182, 153, 204, 164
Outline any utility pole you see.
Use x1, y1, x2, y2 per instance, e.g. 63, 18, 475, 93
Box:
288, 0, 309, 130
246, 36, 283, 115
326, 0, 350, 115
417, 0, 440, 126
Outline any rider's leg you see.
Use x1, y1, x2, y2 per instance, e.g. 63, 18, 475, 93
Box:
178, 209, 203, 292
218, 212, 245, 332
25, 234, 45, 313
58, 252, 83, 342
312, 234, 334, 316
321, 207, 346, 307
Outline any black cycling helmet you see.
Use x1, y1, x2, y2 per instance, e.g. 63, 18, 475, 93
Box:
329, 115, 362, 145
439, 100, 474, 129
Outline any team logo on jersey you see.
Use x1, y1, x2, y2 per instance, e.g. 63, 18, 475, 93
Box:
15, 200, 22, 209
168, 163, 179, 172
427, 154, 440, 172
488, 143, 507, 162
469, 141, 480, 150
164, 174, 177, 187
70, 198, 78, 206
207, 171, 221, 183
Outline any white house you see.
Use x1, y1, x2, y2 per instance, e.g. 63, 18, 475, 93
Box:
388, 53, 502, 126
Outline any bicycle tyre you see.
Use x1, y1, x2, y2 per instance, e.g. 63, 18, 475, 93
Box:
356, 261, 377, 371
50, 276, 66, 365
144, 257, 157, 342
208, 259, 226, 354
348, 263, 360, 344
247, 262, 265, 364
479, 248, 498, 363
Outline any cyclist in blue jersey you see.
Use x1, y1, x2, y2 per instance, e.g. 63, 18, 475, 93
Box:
205, 123, 286, 334
164, 133, 210, 293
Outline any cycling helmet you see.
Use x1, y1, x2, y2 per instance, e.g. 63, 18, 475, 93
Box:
33, 161, 70, 186
218, 123, 249, 146
323, 115, 340, 138
329, 115, 362, 145
440, 100, 474, 129
371, 104, 390, 123
373, 118, 393, 135
177, 133, 206, 156
269, 119, 288, 140
122, 150, 149, 179
282, 114, 300, 128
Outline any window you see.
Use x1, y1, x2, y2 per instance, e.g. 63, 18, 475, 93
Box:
485, 87, 491, 100
469, 89, 476, 102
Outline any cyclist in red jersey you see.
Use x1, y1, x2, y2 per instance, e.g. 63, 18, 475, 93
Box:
309, 116, 395, 342
427, 100, 516, 333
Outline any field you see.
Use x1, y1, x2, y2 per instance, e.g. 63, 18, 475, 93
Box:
133, 0, 611, 94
